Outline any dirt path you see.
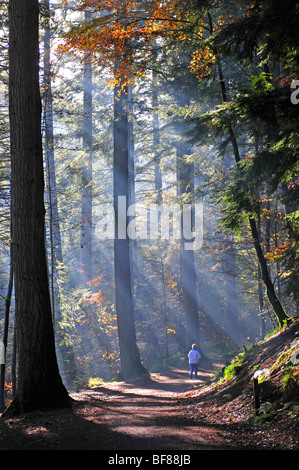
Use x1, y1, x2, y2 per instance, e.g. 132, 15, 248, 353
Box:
0, 366, 245, 450
74, 367, 233, 450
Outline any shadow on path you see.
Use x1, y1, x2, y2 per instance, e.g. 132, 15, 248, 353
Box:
0, 366, 240, 450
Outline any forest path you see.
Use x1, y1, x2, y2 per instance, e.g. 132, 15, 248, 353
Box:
0, 367, 239, 450
64, 366, 236, 450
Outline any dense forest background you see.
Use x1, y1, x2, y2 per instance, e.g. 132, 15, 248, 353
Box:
0, 0, 298, 405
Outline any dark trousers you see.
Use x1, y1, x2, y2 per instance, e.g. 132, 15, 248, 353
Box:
190, 363, 198, 378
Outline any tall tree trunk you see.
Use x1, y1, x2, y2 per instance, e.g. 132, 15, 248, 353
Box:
43, 0, 77, 389
176, 94, 200, 351
113, 76, 148, 380
80, 15, 93, 285
43, 2, 62, 311
6, 0, 70, 415
152, 66, 162, 205
257, 205, 266, 337
152, 65, 171, 355
249, 217, 289, 326
128, 85, 137, 286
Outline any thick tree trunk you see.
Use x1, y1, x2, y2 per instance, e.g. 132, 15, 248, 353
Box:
113, 78, 148, 380
6, 0, 70, 415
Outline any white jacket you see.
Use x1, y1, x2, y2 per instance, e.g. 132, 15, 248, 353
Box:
188, 348, 201, 364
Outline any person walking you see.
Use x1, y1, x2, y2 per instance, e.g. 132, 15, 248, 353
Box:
188, 344, 201, 379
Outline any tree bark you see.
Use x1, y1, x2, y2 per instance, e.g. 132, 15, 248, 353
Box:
249, 217, 290, 326
176, 94, 200, 351
80, 11, 93, 285
152, 65, 163, 205
113, 77, 148, 380
43, 0, 78, 389
6, 0, 70, 415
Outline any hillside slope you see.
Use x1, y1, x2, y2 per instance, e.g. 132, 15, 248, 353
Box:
182, 318, 299, 449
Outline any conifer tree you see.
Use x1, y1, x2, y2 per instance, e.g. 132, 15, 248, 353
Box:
6, 0, 70, 415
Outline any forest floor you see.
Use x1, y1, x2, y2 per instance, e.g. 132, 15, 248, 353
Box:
0, 321, 299, 451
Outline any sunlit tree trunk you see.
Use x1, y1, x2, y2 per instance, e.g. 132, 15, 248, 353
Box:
177, 169, 199, 350
176, 93, 200, 351
43, 0, 77, 389
152, 64, 171, 355
80, 12, 93, 285
257, 205, 267, 337
6, 0, 70, 415
152, 65, 162, 206
43, 0, 63, 293
128, 85, 137, 286
113, 76, 148, 379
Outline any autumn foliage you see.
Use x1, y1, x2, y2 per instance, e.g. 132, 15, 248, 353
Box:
59, 0, 268, 87
60, 0, 195, 86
